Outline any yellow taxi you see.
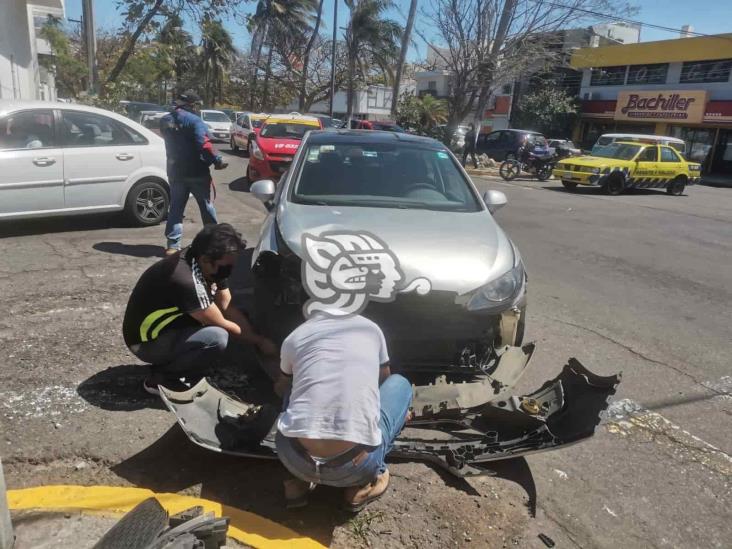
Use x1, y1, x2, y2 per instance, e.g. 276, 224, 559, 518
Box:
553, 141, 701, 196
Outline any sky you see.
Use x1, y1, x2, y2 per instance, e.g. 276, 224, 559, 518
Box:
66, 0, 732, 60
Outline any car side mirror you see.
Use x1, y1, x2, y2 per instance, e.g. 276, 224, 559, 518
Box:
250, 179, 276, 205
483, 190, 508, 213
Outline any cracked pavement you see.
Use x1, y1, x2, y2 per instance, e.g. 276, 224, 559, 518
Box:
1, 152, 730, 548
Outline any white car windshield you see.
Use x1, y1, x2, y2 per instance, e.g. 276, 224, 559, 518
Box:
292, 143, 482, 212
202, 112, 230, 122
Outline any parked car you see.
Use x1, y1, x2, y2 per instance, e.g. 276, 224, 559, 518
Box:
591, 133, 686, 157
119, 101, 167, 123
138, 111, 168, 136
553, 141, 701, 195
161, 129, 621, 476
351, 119, 406, 132
548, 139, 581, 158
0, 100, 169, 226
200, 109, 233, 142
303, 113, 337, 128
476, 129, 547, 161
246, 113, 322, 182
230, 112, 269, 152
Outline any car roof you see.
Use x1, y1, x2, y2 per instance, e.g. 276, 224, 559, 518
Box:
200, 109, 227, 114
599, 133, 684, 143
307, 129, 443, 148
264, 114, 320, 125
496, 128, 543, 135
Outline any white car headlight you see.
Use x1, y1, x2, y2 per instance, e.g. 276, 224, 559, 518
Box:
591, 167, 601, 174
251, 141, 265, 160
466, 262, 524, 311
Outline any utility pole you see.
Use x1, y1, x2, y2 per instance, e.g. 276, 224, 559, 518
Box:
329, 0, 338, 117
82, 0, 98, 94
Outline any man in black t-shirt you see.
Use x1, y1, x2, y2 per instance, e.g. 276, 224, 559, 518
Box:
123, 223, 277, 394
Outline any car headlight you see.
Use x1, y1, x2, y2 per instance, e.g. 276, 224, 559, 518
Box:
466, 261, 525, 311
251, 141, 265, 160
591, 167, 601, 174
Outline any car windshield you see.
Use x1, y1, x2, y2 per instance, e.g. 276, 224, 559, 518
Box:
592, 143, 642, 160
292, 143, 482, 212
202, 112, 230, 122
372, 123, 405, 132
261, 122, 315, 139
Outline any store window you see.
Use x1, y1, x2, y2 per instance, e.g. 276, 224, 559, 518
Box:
627, 63, 669, 85
667, 126, 716, 166
680, 59, 732, 83
590, 65, 627, 86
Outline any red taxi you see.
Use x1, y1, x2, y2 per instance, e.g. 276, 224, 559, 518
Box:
246, 114, 322, 182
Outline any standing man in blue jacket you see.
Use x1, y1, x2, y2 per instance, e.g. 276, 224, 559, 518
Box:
161, 90, 228, 255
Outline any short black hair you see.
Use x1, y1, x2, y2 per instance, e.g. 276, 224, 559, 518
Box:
189, 223, 246, 261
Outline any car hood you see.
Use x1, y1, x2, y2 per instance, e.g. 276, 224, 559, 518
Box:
559, 155, 633, 168
206, 122, 231, 130
257, 137, 302, 156
276, 201, 515, 294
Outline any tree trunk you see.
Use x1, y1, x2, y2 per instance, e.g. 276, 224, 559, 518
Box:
249, 24, 267, 110
299, 0, 325, 111
346, 46, 356, 125
391, 0, 417, 116
262, 44, 274, 110
104, 0, 165, 88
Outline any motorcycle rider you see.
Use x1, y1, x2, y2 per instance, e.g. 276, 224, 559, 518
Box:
161, 90, 228, 255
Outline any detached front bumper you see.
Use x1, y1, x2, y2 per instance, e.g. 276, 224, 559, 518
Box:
159, 344, 621, 477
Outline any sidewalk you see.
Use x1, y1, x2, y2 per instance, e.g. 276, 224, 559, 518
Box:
465, 167, 501, 177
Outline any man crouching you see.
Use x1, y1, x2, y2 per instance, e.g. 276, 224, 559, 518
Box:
274, 311, 412, 511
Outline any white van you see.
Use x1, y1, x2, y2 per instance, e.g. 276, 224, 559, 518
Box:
592, 134, 686, 156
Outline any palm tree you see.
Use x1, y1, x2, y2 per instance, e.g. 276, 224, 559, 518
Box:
418, 94, 448, 129
248, 0, 317, 109
299, 0, 325, 111
391, 0, 417, 116
158, 15, 195, 98
200, 18, 236, 106
344, 0, 401, 124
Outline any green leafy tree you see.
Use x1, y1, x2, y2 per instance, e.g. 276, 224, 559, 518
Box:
199, 18, 236, 106
344, 0, 402, 123
396, 93, 447, 134
38, 17, 88, 98
158, 14, 196, 96
512, 86, 578, 137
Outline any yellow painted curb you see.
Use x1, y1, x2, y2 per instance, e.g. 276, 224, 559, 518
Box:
8, 485, 326, 549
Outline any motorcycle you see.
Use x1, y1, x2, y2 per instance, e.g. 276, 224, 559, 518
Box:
499, 144, 556, 182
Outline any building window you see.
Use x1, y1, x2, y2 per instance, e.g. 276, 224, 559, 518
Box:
427, 81, 437, 91
502, 84, 512, 95
590, 65, 627, 86
680, 59, 732, 83
367, 88, 377, 108
668, 126, 715, 165
627, 63, 669, 84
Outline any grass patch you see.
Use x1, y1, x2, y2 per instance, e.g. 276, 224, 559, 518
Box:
348, 510, 385, 544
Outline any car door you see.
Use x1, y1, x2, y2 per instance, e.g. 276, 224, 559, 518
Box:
658, 145, 685, 185
0, 109, 65, 218
476, 131, 501, 158
60, 110, 144, 210
235, 115, 250, 147
634, 145, 660, 186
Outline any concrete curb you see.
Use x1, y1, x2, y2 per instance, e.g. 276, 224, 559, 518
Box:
465, 168, 501, 177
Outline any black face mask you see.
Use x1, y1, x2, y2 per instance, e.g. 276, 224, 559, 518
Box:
211, 264, 233, 281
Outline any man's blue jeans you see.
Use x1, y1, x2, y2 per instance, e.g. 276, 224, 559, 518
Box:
276, 374, 413, 488
165, 173, 218, 250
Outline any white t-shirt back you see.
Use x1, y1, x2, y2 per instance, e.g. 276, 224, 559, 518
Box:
277, 314, 389, 447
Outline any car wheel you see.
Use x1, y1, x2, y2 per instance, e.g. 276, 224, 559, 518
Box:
230, 137, 238, 152
125, 180, 169, 226
666, 176, 686, 196
562, 181, 578, 191
603, 173, 624, 196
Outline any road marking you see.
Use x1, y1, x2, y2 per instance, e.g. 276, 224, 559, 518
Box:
605, 398, 731, 477
8, 485, 326, 549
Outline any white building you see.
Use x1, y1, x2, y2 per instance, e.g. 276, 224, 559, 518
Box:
289, 81, 415, 120
0, 0, 65, 101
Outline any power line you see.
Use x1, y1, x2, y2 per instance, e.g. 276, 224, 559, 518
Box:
537, 1, 711, 38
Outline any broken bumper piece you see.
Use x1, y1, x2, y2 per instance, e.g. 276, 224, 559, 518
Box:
159, 349, 621, 477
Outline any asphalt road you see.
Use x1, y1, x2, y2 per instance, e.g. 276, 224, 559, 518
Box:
0, 148, 730, 548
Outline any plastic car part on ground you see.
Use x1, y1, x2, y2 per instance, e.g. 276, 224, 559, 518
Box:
92, 497, 229, 549
159, 344, 621, 478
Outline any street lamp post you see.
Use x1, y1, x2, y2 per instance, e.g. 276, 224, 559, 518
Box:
329, 0, 338, 118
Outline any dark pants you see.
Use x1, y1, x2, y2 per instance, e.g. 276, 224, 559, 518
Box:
164, 173, 218, 250
462, 149, 478, 168
130, 325, 228, 377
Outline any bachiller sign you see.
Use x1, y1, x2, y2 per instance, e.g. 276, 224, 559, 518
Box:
614, 90, 707, 124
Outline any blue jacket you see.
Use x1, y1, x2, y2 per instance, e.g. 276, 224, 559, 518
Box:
160, 107, 219, 178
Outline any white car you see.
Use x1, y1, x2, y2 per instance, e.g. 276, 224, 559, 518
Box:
200, 109, 232, 142
230, 112, 268, 153
0, 100, 169, 226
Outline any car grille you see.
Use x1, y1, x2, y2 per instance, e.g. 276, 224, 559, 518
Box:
362, 292, 499, 370
555, 163, 595, 173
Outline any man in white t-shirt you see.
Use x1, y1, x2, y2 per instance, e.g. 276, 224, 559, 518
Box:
274, 312, 412, 511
